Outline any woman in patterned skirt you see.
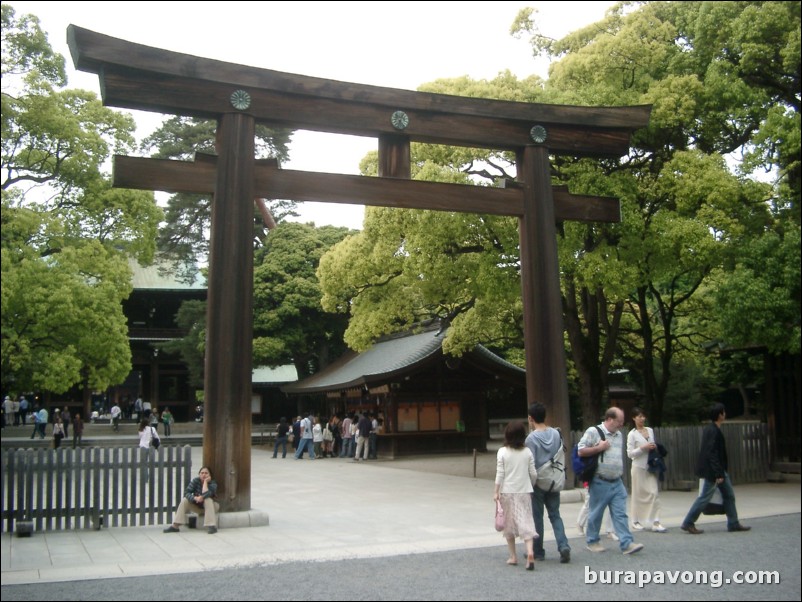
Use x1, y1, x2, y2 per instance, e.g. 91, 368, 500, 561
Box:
494, 420, 538, 570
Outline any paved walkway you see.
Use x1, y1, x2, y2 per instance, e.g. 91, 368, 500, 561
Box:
2, 445, 800, 585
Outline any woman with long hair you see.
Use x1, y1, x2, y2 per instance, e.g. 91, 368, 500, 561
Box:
138, 417, 159, 449
494, 420, 538, 570
626, 407, 666, 532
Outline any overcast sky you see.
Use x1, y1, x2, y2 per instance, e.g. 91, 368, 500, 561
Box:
9, 1, 617, 229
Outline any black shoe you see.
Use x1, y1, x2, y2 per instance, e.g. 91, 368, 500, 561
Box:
163, 525, 180, 533
207, 526, 217, 534
681, 524, 704, 535
728, 523, 751, 532
560, 549, 571, 564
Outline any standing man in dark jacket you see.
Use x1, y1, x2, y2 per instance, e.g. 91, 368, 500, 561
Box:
681, 403, 751, 535
354, 412, 372, 462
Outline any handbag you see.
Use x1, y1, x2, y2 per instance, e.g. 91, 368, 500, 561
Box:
699, 478, 724, 515
494, 500, 505, 532
150, 427, 161, 449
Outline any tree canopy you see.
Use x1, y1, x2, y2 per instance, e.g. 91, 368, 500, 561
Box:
140, 116, 295, 276
318, 1, 800, 425
254, 222, 354, 379
1, 4, 161, 394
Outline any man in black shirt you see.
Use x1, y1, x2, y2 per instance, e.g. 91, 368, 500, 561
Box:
681, 403, 751, 535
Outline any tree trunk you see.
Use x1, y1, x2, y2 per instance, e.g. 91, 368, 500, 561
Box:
563, 278, 624, 427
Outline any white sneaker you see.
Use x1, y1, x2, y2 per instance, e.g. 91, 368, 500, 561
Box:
632, 522, 644, 531
652, 523, 667, 533
606, 531, 620, 541
586, 542, 606, 553
622, 542, 644, 555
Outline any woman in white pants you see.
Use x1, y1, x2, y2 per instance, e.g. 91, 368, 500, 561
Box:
626, 407, 666, 532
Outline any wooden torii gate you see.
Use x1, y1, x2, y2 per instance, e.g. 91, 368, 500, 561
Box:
68, 26, 650, 511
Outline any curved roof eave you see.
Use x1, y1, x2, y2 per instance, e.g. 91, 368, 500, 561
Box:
281, 329, 445, 394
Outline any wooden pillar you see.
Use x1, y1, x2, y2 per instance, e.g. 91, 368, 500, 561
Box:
378, 134, 411, 178
517, 145, 571, 438
203, 112, 255, 511
149, 357, 159, 409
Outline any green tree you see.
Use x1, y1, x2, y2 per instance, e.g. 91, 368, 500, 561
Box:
512, 0, 798, 424
319, 1, 799, 427
254, 222, 354, 379
140, 116, 295, 275
319, 74, 543, 361
1, 4, 161, 398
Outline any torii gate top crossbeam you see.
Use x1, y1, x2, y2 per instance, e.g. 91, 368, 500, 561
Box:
67, 26, 650, 156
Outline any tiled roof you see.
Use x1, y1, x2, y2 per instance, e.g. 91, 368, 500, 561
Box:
130, 260, 206, 291
282, 327, 525, 393
252, 364, 298, 384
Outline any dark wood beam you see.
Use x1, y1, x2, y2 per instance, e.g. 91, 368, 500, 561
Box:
68, 25, 651, 158
99, 70, 637, 156
113, 155, 621, 223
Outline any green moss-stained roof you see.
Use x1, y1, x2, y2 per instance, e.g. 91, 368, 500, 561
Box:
252, 365, 298, 385
130, 260, 206, 291
282, 327, 525, 394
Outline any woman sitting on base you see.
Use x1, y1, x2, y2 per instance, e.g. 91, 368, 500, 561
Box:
163, 466, 220, 534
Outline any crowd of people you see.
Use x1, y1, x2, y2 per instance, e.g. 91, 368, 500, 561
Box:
271, 411, 384, 461
5, 394, 752, 547
1, 394, 175, 449
493, 401, 751, 570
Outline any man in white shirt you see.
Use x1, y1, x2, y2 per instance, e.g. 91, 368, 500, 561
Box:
578, 407, 644, 556
294, 413, 316, 460
110, 402, 122, 431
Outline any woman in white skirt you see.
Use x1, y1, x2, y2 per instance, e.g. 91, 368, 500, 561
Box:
626, 408, 667, 532
494, 421, 538, 570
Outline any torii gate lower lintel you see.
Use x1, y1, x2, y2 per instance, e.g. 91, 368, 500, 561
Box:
68, 26, 650, 510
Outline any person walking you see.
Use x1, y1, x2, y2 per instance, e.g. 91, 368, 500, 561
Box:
312, 416, 324, 458
330, 414, 342, 457
72, 413, 84, 448
18, 395, 29, 425
680, 403, 751, 535
110, 401, 122, 431
273, 417, 290, 458
368, 413, 379, 459
30, 405, 48, 439
138, 417, 160, 449
322, 416, 335, 458
61, 406, 71, 439
494, 420, 538, 570
162, 407, 174, 437
340, 413, 353, 458
578, 407, 644, 555
52, 413, 65, 448
525, 403, 571, 564
2, 396, 13, 428
294, 413, 315, 460
353, 412, 372, 462
626, 407, 667, 533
